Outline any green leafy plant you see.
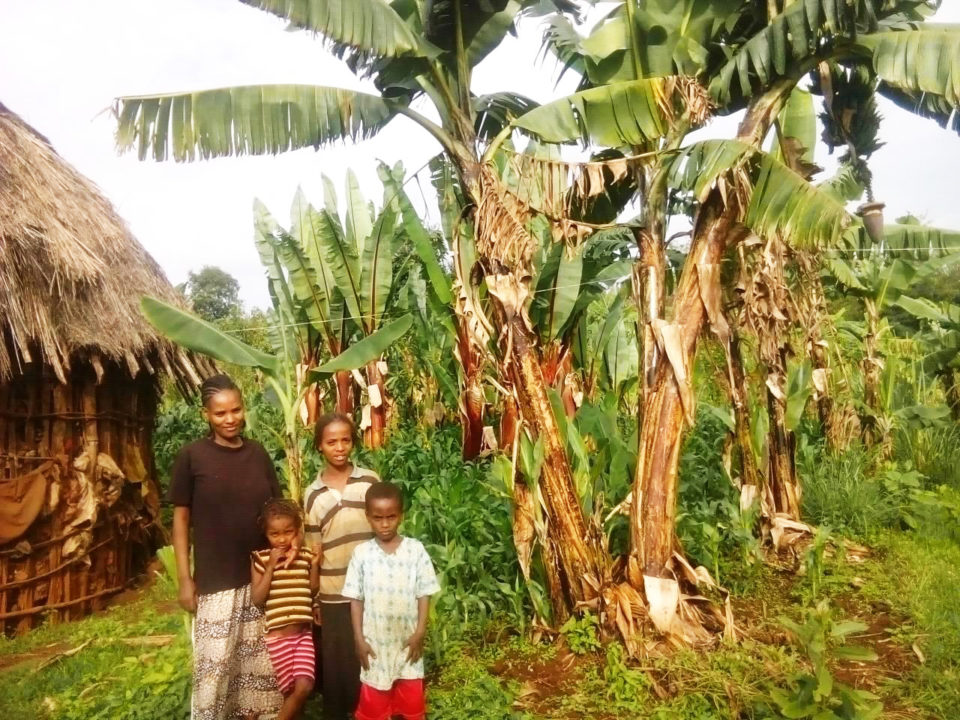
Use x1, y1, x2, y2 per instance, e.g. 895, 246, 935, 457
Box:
559, 610, 602, 655
602, 642, 651, 707
803, 526, 833, 602
770, 601, 882, 720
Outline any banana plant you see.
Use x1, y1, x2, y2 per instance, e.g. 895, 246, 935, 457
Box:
895, 296, 960, 420
827, 237, 960, 451
259, 172, 415, 448
140, 294, 411, 497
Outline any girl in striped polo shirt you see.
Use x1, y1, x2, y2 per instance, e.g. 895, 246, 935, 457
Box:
304, 413, 378, 720
251, 499, 321, 720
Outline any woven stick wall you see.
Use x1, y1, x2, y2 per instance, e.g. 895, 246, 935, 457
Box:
0, 357, 162, 636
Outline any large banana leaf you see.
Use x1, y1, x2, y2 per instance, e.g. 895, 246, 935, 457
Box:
290, 189, 347, 348
709, 0, 855, 106
884, 222, 960, 259
547, 246, 584, 341
115, 85, 396, 162
896, 295, 950, 325
554, 1, 744, 84
312, 314, 412, 375
604, 309, 639, 390
345, 170, 374, 258
668, 139, 857, 249
785, 359, 813, 432
253, 201, 299, 330
315, 206, 364, 325
857, 26, 960, 112
378, 162, 453, 304
511, 79, 671, 146
358, 203, 397, 333
242, 0, 424, 57
818, 163, 865, 203
141, 296, 282, 377
770, 88, 816, 167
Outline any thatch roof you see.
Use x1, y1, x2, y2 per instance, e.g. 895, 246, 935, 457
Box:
0, 102, 206, 386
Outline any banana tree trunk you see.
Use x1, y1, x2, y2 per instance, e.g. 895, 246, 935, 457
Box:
635, 229, 666, 406
457, 321, 485, 460
861, 299, 882, 447
730, 330, 762, 491
508, 315, 607, 607
766, 350, 801, 519
334, 370, 354, 414
630, 194, 736, 574
940, 370, 960, 422
500, 393, 519, 453
364, 361, 387, 448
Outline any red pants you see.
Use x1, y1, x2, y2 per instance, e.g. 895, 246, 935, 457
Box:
354, 679, 425, 720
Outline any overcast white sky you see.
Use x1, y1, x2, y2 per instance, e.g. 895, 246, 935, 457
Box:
2, 0, 959, 309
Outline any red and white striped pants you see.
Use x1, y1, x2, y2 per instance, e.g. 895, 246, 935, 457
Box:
264, 629, 316, 693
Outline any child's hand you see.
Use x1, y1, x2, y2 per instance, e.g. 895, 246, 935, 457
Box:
355, 639, 377, 670
267, 547, 286, 567
404, 631, 425, 663
281, 536, 302, 569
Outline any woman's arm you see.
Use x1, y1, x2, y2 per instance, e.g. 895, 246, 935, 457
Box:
171, 506, 197, 613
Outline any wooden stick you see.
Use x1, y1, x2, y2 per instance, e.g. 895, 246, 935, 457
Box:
0, 519, 105, 555
0, 585, 126, 620
0, 538, 111, 591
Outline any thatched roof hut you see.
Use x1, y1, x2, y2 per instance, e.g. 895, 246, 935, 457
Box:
0, 101, 203, 388
0, 102, 210, 634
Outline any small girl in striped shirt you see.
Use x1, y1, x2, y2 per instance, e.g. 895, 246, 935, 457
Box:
251, 498, 322, 720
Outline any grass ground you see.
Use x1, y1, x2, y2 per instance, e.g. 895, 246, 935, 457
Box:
428, 530, 959, 720
1, 530, 956, 719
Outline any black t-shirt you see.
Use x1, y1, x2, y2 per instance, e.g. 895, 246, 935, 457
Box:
167, 437, 281, 595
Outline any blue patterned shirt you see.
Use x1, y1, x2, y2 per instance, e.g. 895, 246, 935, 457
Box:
341, 537, 440, 690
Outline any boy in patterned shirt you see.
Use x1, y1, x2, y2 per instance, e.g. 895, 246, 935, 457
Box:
341, 483, 440, 720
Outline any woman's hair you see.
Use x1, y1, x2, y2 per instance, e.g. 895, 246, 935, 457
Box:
200, 374, 241, 408
313, 411, 357, 449
260, 497, 303, 530
365, 482, 403, 512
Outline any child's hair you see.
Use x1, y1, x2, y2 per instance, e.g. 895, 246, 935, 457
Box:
365, 482, 403, 512
314, 411, 357, 449
260, 497, 304, 530
201, 373, 241, 408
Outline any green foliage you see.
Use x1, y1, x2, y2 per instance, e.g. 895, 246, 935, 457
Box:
602, 642, 653, 707
770, 601, 882, 720
183, 265, 241, 321
511, 79, 670, 146
677, 410, 762, 587
799, 434, 960, 543
152, 389, 207, 497
0, 586, 191, 720
427, 651, 525, 720
115, 85, 396, 162
797, 439, 891, 539
559, 611, 602, 655
802, 526, 832, 602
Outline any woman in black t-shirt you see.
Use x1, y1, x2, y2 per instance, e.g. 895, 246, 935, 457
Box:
168, 374, 284, 720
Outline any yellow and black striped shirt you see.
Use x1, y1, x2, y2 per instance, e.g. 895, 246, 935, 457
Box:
252, 548, 315, 631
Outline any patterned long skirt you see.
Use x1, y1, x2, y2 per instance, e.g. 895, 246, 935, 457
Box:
192, 585, 282, 720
